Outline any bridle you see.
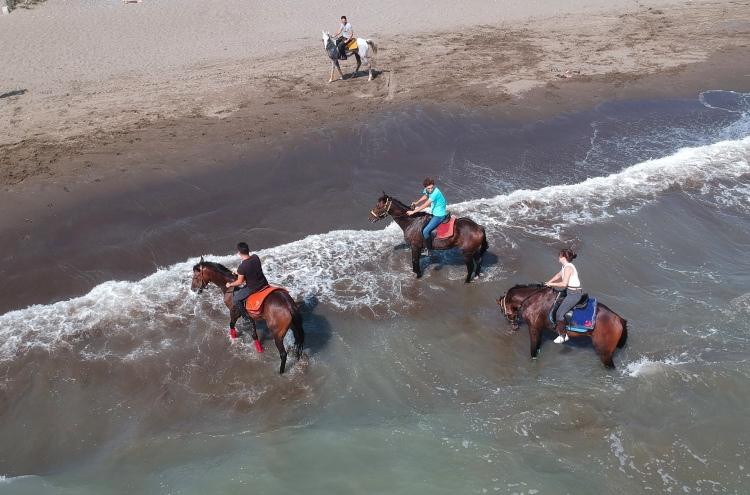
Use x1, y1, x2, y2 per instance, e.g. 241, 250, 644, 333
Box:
194, 264, 233, 295
499, 285, 550, 323
370, 197, 393, 222
193, 265, 210, 294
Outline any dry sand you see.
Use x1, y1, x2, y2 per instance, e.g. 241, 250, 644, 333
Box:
0, 0, 749, 187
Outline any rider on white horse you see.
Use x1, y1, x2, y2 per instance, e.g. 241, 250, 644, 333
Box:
322, 27, 377, 83
333, 15, 354, 60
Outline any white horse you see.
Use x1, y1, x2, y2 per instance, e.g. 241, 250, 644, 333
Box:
322, 31, 377, 82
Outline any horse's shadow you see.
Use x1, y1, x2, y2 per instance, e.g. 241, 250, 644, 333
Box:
346, 69, 383, 80
393, 243, 501, 273
297, 295, 333, 354
238, 295, 331, 355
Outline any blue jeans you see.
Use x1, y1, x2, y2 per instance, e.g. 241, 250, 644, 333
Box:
422, 215, 446, 240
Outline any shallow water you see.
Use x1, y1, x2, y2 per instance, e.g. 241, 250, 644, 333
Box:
1, 91, 749, 494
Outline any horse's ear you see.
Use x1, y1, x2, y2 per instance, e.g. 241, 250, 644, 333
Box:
199, 255, 204, 264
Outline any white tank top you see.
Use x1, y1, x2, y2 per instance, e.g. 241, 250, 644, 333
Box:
560, 262, 581, 288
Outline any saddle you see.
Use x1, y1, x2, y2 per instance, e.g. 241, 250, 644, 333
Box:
435, 215, 457, 239
244, 285, 287, 318
548, 291, 597, 333
345, 38, 358, 51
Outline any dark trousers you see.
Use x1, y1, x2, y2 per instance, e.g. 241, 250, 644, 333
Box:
555, 289, 582, 321
232, 286, 252, 318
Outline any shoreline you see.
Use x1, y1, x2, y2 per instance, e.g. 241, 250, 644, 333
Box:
0, 0, 749, 312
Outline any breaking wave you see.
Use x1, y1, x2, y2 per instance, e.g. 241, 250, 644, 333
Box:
0, 135, 748, 362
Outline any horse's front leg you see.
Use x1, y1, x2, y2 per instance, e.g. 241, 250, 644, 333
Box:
329, 60, 336, 83
354, 53, 361, 78
529, 324, 543, 359
229, 305, 241, 340
249, 319, 264, 353
411, 247, 422, 278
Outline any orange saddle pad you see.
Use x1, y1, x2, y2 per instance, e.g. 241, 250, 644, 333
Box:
245, 285, 286, 317
345, 39, 358, 51
435, 216, 457, 239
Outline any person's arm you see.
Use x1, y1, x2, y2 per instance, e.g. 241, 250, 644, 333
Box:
411, 194, 428, 208
547, 267, 571, 288
348, 29, 355, 40
226, 274, 245, 288
334, 25, 342, 37
407, 198, 432, 215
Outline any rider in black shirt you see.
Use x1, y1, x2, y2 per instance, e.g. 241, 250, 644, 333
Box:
226, 242, 269, 319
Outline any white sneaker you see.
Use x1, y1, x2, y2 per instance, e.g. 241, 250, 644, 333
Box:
553, 334, 569, 344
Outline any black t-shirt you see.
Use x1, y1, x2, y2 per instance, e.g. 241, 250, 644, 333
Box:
237, 254, 269, 294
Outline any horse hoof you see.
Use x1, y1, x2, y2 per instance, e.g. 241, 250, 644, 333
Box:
229, 328, 238, 339
254, 340, 264, 353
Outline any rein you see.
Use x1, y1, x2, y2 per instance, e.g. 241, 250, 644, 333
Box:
371, 196, 411, 220
515, 285, 550, 317
197, 265, 234, 295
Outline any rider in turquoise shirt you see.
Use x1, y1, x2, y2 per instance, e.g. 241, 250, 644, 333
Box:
407, 177, 447, 253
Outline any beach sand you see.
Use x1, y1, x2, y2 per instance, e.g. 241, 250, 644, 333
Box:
1, 0, 748, 188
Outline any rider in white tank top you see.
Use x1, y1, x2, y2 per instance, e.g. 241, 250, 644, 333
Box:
560, 262, 581, 289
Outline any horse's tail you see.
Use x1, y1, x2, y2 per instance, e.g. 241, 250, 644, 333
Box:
617, 318, 628, 348
480, 228, 489, 256
290, 299, 305, 350
367, 40, 377, 54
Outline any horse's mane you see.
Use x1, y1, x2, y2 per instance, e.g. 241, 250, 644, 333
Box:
193, 260, 236, 279
380, 194, 430, 217
510, 283, 544, 290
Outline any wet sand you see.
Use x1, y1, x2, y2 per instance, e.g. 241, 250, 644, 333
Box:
1, 47, 749, 314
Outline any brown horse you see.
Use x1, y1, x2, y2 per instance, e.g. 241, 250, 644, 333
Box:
497, 284, 628, 368
369, 193, 489, 282
191, 258, 304, 374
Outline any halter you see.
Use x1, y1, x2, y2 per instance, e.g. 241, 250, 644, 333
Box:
370, 197, 393, 221
501, 285, 549, 322
194, 264, 233, 295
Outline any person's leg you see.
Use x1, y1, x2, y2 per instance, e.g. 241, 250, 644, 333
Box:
554, 290, 579, 343
422, 215, 444, 253
232, 287, 252, 320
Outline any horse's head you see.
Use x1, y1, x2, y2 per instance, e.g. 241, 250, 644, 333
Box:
191, 258, 235, 293
322, 30, 333, 48
191, 257, 210, 293
370, 192, 393, 222
497, 284, 545, 328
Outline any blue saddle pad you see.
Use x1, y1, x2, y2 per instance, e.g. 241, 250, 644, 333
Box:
566, 297, 597, 333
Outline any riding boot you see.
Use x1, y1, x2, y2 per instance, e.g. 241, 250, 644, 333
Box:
425, 236, 434, 255
553, 320, 569, 344
237, 299, 251, 321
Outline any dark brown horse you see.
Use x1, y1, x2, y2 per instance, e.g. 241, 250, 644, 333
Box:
191, 258, 304, 374
497, 284, 628, 368
369, 194, 488, 282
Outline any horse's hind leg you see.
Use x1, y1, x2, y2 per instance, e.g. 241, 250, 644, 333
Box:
592, 330, 616, 369
354, 53, 361, 77
250, 319, 264, 353
273, 333, 288, 374
473, 251, 482, 278
463, 253, 474, 283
